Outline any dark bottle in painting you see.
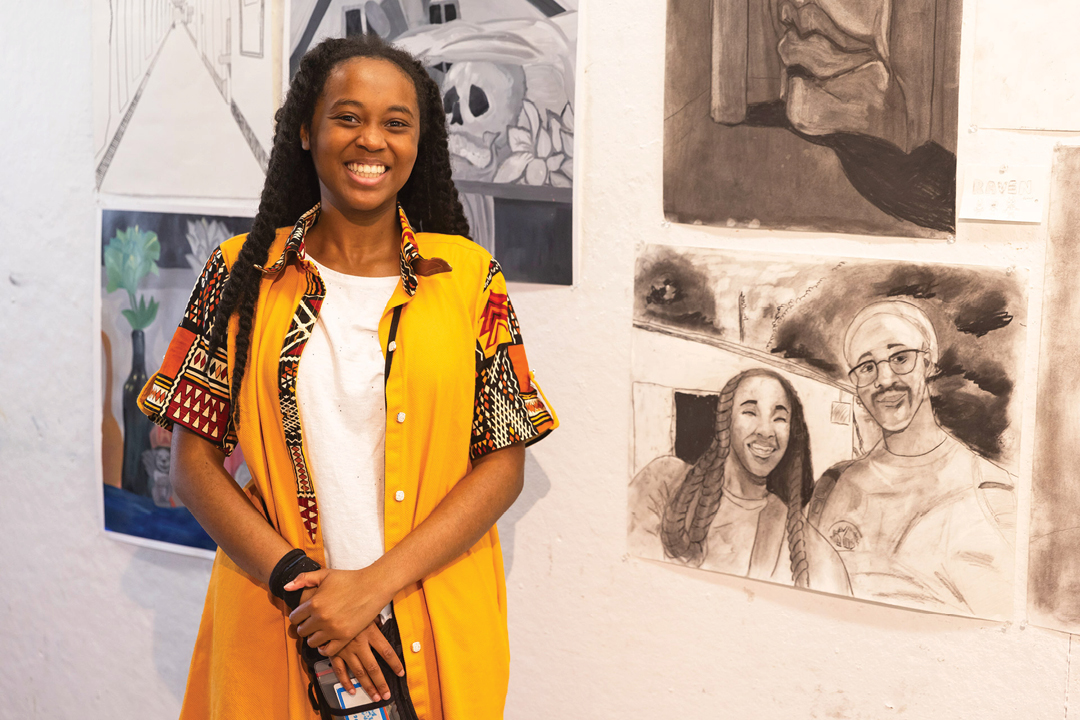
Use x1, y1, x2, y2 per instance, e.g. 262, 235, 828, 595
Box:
121, 328, 152, 497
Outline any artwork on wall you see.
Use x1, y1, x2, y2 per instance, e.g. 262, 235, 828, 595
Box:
92, 0, 275, 199
100, 206, 254, 555
663, 0, 960, 238
289, 0, 577, 285
1029, 145, 1080, 632
628, 245, 1026, 619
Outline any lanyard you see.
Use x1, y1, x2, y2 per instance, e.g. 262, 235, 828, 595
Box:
384, 305, 403, 389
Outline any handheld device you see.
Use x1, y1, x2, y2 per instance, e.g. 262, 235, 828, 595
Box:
313, 659, 394, 719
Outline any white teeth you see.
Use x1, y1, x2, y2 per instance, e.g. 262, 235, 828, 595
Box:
348, 162, 387, 177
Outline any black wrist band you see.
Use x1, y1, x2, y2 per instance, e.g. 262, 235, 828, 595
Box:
269, 549, 321, 611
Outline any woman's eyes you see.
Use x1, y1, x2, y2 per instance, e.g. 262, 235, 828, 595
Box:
333, 115, 409, 129
734, 410, 786, 423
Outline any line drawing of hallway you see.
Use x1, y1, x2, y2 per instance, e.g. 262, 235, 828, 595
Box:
98, 23, 267, 199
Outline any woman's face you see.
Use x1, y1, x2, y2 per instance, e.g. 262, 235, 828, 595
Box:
729, 375, 792, 480
301, 57, 420, 216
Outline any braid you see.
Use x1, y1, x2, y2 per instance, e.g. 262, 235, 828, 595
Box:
205, 34, 469, 428
659, 441, 717, 563
661, 369, 815, 587
783, 408, 813, 589
747, 370, 814, 588
661, 375, 741, 565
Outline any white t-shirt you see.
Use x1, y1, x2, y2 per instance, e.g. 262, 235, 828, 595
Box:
296, 258, 399, 579
814, 435, 1015, 617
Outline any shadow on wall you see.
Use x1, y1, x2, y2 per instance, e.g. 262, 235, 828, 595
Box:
121, 548, 213, 702
498, 448, 552, 576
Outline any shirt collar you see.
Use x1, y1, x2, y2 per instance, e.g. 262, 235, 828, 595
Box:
258, 203, 441, 297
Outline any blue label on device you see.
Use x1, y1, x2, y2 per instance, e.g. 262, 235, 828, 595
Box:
334, 685, 388, 720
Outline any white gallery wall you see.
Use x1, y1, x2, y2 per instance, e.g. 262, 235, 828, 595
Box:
2, 0, 1079, 718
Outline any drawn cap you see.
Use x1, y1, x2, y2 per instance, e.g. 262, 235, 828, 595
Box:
842, 300, 939, 370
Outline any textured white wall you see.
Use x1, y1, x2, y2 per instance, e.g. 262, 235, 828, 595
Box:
1, 0, 1078, 718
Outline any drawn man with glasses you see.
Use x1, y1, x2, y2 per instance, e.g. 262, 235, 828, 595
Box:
807, 300, 1015, 617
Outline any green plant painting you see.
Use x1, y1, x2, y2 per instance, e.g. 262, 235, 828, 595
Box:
105, 225, 160, 330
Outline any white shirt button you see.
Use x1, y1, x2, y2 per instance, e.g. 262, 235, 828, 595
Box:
395, 490, 405, 502
388, 340, 397, 352
396, 412, 406, 423
411, 641, 422, 653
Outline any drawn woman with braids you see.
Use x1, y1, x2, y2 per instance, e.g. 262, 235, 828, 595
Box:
629, 369, 848, 591
139, 33, 555, 720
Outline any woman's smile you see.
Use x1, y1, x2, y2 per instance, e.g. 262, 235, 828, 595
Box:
345, 161, 390, 185
748, 439, 778, 460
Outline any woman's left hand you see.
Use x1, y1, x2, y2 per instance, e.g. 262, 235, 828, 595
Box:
285, 566, 396, 657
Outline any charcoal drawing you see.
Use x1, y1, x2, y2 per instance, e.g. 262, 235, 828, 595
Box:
629, 245, 1024, 618
664, 0, 960, 237
633, 368, 852, 592
1028, 146, 1080, 632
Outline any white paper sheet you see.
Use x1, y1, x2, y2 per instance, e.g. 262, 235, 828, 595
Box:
628, 244, 1026, 620
93, 0, 274, 198
971, 0, 1080, 131
958, 164, 1049, 223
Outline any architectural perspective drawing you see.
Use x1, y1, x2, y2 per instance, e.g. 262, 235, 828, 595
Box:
290, 0, 577, 284
664, 0, 960, 237
93, 0, 275, 198
1029, 146, 1080, 632
101, 208, 254, 552
629, 246, 1024, 618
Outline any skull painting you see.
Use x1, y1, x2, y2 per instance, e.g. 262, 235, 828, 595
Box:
442, 61, 526, 181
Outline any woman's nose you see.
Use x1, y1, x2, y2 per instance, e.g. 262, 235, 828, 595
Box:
355, 126, 386, 150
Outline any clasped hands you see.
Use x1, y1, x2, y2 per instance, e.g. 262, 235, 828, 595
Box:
285, 567, 404, 702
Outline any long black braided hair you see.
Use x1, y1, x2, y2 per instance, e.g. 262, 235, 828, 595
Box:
207, 34, 470, 425
660, 369, 815, 588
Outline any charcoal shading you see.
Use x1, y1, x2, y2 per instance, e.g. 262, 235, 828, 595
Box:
1028, 146, 1080, 633
629, 245, 1024, 618
664, 0, 960, 237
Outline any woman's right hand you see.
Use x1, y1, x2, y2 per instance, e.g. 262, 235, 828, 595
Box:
330, 622, 405, 702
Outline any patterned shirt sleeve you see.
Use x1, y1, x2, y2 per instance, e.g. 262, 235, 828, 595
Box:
137, 247, 236, 454
470, 258, 558, 461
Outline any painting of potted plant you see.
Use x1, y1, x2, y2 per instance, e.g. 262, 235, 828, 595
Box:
104, 225, 160, 498
101, 207, 258, 553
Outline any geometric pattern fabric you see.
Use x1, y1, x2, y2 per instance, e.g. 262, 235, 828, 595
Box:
141, 204, 555, 544
140, 248, 236, 452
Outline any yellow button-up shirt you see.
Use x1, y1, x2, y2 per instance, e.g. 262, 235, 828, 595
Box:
139, 205, 557, 719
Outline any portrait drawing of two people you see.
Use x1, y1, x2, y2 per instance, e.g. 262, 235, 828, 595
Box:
630, 298, 1017, 619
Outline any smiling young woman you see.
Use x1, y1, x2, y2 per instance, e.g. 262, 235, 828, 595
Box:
138, 35, 556, 720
